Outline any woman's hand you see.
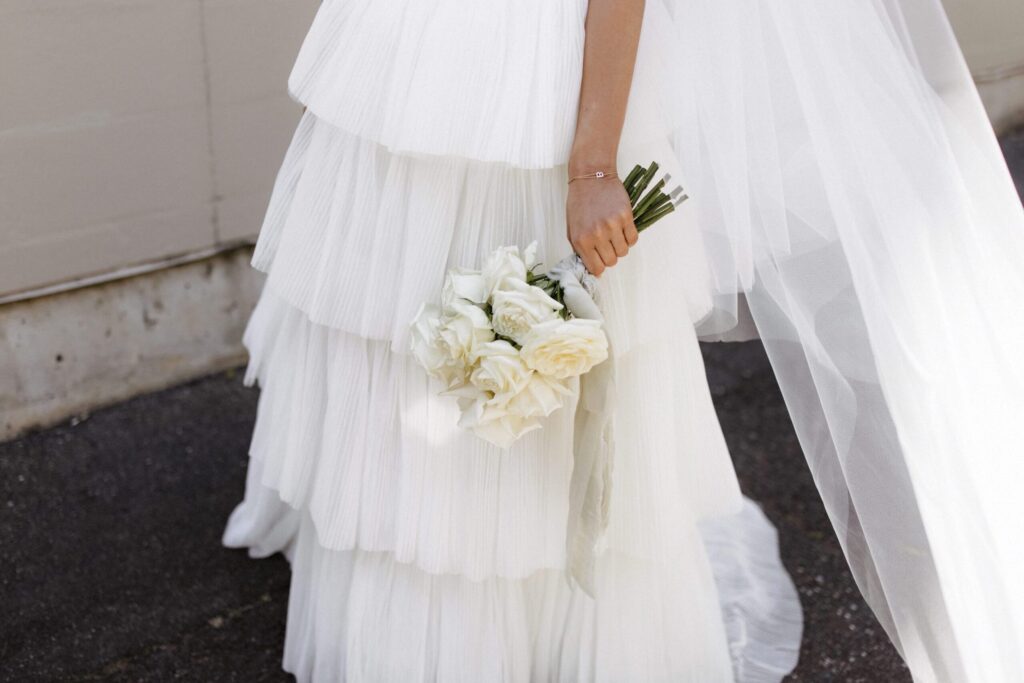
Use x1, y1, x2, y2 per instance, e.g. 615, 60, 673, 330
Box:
566, 176, 638, 277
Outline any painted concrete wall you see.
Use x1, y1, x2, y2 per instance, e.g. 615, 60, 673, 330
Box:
0, 247, 262, 441
946, 0, 1024, 131
0, 0, 319, 300
947, 0, 1024, 76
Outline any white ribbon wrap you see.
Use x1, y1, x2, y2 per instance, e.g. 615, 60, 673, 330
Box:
547, 254, 616, 599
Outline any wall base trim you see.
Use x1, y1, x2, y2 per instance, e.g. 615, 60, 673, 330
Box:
1, 247, 263, 443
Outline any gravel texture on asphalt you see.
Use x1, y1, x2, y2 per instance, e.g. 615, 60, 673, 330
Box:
2, 131, 1021, 682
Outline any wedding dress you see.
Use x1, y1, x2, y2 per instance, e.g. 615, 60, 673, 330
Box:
222, 1, 802, 681
225, 0, 1024, 681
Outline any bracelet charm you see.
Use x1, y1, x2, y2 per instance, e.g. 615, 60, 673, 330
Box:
568, 170, 618, 184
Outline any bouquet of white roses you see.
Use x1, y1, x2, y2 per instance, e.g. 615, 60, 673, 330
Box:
410, 161, 685, 448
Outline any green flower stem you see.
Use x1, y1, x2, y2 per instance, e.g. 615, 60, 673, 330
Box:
636, 202, 677, 231
628, 168, 648, 205
634, 192, 672, 223
634, 204, 675, 231
527, 271, 552, 287
633, 178, 667, 218
628, 161, 659, 205
622, 164, 644, 196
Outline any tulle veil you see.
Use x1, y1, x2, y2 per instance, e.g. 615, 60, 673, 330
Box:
666, 0, 1024, 680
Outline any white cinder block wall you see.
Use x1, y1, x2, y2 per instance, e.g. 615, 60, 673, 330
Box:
0, 0, 319, 300
946, 0, 1024, 132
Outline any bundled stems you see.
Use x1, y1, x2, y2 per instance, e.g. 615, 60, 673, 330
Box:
634, 177, 667, 217
636, 201, 677, 231
527, 269, 570, 319
621, 161, 687, 231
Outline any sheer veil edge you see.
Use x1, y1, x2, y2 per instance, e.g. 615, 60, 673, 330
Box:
680, 1, 1024, 680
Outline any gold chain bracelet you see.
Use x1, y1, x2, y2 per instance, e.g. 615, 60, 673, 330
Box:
567, 170, 618, 184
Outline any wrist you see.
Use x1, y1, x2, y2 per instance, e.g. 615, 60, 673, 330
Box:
568, 149, 618, 179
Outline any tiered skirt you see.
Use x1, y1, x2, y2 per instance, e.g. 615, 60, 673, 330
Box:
223, 0, 803, 680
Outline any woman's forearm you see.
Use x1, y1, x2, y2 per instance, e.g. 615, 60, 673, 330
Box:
564, 0, 645, 277
569, 0, 645, 177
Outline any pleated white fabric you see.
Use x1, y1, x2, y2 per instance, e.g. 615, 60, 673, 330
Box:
288, 0, 587, 169
229, 495, 800, 683
225, 0, 807, 680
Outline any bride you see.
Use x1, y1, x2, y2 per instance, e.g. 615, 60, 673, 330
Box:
223, 0, 1024, 681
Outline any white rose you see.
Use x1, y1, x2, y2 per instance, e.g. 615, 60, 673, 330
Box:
437, 302, 494, 370
469, 412, 542, 449
410, 303, 468, 387
521, 241, 539, 269
442, 267, 488, 310
520, 318, 609, 380
505, 372, 571, 419
481, 245, 529, 296
452, 387, 543, 449
469, 340, 533, 397
490, 278, 563, 343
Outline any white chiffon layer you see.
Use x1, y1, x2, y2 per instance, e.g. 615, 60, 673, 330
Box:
288, 0, 587, 169
228, 461, 799, 683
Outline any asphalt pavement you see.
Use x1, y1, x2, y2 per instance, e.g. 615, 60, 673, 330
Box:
2, 130, 1021, 682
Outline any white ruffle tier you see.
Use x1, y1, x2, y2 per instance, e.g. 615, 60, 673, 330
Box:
228, 484, 798, 683
227, 456, 799, 682
288, 0, 698, 170
253, 112, 715, 355
234, 288, 747, 580
289, 0, 587, 169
